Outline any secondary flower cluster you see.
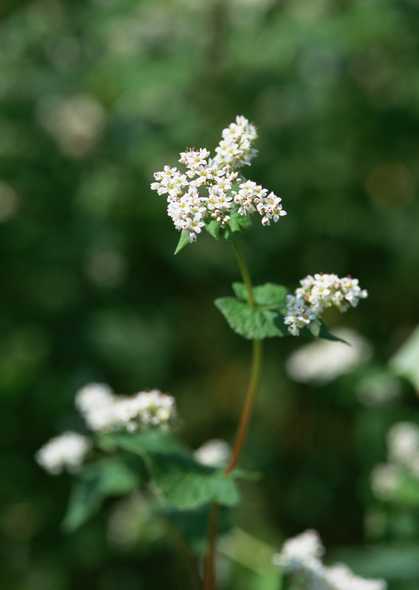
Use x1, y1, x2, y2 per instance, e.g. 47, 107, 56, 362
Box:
194, 439, 230, 468
150, 115, 287, 242
286, 328, 371, 384
284, 273, 368, 336
76, 383, 176, 433
371, 421, 419, 499
36, 432, 91, 475
273, 530, 386, 590
36, 383, 176, 475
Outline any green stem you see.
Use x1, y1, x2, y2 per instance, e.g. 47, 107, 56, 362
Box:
227, 241, 263, 475
231, 240, 256, 307
225, 337, 263, 475
202, 241, 264, 590
203, 504, 219, 590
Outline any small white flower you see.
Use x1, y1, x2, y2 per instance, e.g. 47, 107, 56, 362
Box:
387, 422, 419, 468
179, 148, 210, 177
326, 564, 386, 590
284, 294, 317, 336
286, 329, 371, 384
273, 529, 324, 572
76, 383, 176, 433
124, 390, 176, 429
214, 115, 258, 168
370, 463, 401, 499
274, 531, 387, 590
76, 382, 117, 432
151, 166, 188, 199
194, 439, 230, 468
234, 180, 266, 216
285, 274, 368, 336
36, 432, 91, 475
257, 191, 287, 225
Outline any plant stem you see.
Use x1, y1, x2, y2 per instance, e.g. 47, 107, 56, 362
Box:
224, 337, 263, 475
203, 503, 219, 590
202, 240, 264, 590
226, 240, 263, 475
231, 240, 256, 307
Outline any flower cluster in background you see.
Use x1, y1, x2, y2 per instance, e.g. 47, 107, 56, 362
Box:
273, 530, 386, 590
286, 328, 371, 384
76, 383, 176, 433
371, 422, 419, 500
35, 432, 91, 475
150, 116, 287, 241
194, 438, 230, 468
36, 383, 176, 474
284, 273, 368, 336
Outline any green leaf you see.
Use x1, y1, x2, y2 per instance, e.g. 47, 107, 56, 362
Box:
232, 282, 288, 308
150, 453, 240, 509
228, 213, 252, 233
205, 220, 221, 239
305, 321, 349, 344
215, 297, 285, 340
63, 459, 139, 531
174, 230, 191, 255
104, 430, 240, 510
99, 429, 185, 457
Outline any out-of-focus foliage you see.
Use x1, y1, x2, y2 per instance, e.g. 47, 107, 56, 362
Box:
1, 0, 419, 588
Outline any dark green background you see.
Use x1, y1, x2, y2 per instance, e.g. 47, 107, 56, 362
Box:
1, 0, 419, 588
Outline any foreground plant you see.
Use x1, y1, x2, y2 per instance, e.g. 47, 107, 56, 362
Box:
37, 116, 369, 589
274, 530, 386, 590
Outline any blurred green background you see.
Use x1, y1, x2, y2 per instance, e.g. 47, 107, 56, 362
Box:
1, 0, 419, 588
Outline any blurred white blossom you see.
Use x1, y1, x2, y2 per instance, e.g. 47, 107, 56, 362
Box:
356, 371, 400, 407
151, 115, 286, 242
194, 439, 230, 468
286, 328, 371, 384
273, 530, 386, 590
388, 422, 419, 468
327, 564, 386, 590
36, 432, 90, 475
76, 383, 176, 432
273, 529, 324, 574
75, 382, 116, 431
285, 274, 368, 336
37, 94, 106, 158
390, 325, 419, 393
370, 421, 419, 500
370, 463, 401, 499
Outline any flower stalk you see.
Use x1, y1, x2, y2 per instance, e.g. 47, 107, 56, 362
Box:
203, 241, 264, 589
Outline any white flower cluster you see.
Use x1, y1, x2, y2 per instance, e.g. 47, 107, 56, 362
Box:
76, 383, 176, 433
151, 115, 287, 241
36, 384, 176, 475
273, 530, 386, 590
371, 422, 419, 499
285, 273, 368, 336
194, 439, 230, 468
36, 431, 91, 475
286, 328, 371, 384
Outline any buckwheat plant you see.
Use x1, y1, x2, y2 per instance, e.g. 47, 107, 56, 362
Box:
273, 530, 386, 590
36, 116, 368, 590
